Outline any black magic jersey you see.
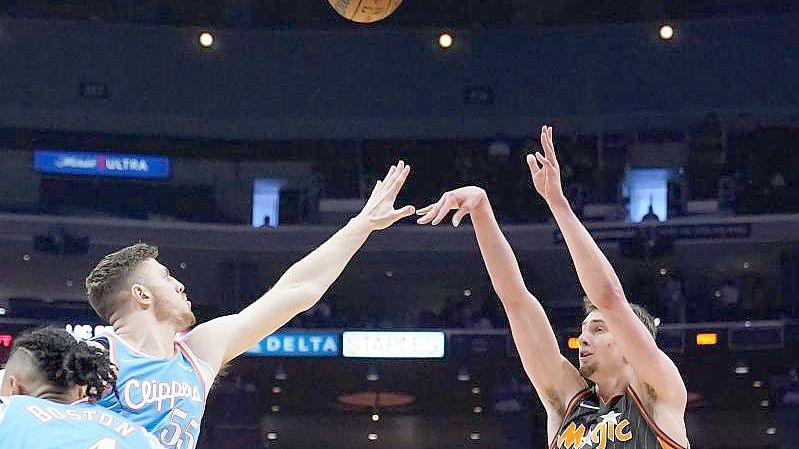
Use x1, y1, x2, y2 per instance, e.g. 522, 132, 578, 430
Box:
550, 386, 686, 449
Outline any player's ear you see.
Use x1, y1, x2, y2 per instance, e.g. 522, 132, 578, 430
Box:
131, 283, 153, 306
72, 384, 87, 402
6, 374, 26, 396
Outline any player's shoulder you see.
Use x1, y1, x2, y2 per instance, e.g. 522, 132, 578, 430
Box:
0, 395, 14, 424
0, 394, 34, 405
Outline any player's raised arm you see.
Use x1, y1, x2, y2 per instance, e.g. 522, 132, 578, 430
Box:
417, 186, 586, 419
184, 162, 416, 369
529, 126, 687, 407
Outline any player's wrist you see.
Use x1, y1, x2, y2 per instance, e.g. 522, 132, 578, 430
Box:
546, 193, 570, 211
349, 214, 376, 234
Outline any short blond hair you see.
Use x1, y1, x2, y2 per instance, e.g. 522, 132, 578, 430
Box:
583, 297, 657, 338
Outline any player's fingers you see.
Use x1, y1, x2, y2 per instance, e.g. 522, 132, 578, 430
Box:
396, 204, 416, 219
535, 152, 555, 171
417, 203, 441, 224
543, 127, 558, 164
526, 153, 541, 174
381, 164, 397, 185
373, 205, 415, 225
417, 194, 446, 223
431, 195, 457, 226
451, 208, 470, 227
416, 203, 436, 215
385, 164, 411, 200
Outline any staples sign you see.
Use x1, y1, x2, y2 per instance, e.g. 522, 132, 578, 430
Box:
342, 331, 446, 359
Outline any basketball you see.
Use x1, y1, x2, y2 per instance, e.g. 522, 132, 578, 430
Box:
327, 0, 403, 24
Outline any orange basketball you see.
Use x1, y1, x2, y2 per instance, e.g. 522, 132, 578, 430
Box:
327, 0, 403, 24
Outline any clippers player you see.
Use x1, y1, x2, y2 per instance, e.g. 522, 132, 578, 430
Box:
0, 326, 164, 449
417, 126, 689, 448
83, 162, 416, 449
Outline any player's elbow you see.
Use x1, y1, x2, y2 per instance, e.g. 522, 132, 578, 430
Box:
494, 285, 533, 306
269, 280, 327, 313
292, 285, 327, 312
656, 377, 688, 409
589, 283, 627, 309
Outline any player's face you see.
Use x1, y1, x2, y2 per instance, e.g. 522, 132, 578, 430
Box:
137, 258, 196, 330
577, 310, 626, 379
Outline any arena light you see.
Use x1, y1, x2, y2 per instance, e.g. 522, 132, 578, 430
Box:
366, 365, 380, 382
438, 33, 453, 49
198, 31, 214, 48
473, 406, 483, 414
568, 337, 580, 349
0, 334, 13, 347
457, 366, 471, 382
368, 433, 379, 441
273, 364, 288, 381
371, 413, 380, 421
469, 433, 481, 441
695, 332, 718, 346
659, 25, 674, 40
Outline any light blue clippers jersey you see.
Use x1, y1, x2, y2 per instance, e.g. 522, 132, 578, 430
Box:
93, 332, 214, 449
0, 395, 165, 449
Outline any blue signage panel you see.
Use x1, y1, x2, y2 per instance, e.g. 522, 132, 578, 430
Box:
34, 150, 171, 179
246, 332, 340, 357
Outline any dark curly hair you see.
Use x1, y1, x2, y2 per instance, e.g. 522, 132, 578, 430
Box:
9, 326, 117, 402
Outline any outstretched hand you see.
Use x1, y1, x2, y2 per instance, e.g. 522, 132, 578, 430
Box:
357, 161, 416, 230
416, 186, 488, 227
526, 125, 566, 206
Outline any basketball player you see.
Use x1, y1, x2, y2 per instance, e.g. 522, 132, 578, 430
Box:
417, 127, 689, 448
83, 161, 415, 449
0, 326, 165, 449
